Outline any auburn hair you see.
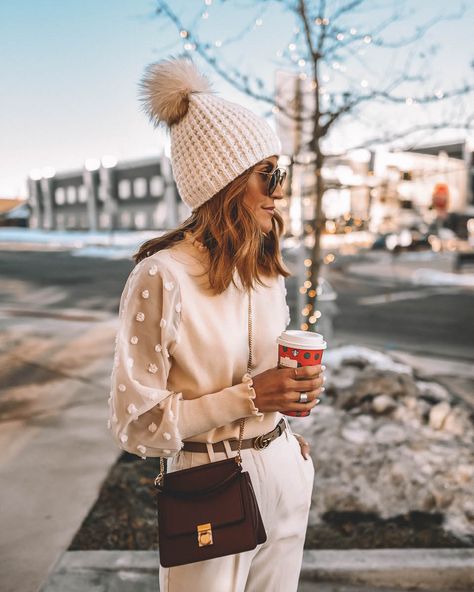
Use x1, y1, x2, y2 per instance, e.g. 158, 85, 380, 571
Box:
133, 162, 291, 295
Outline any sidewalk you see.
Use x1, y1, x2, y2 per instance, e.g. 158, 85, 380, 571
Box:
0, 313, 121, 592
37, 549, 474, 591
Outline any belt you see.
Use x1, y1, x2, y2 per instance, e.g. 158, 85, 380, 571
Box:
182, 418, 287, 453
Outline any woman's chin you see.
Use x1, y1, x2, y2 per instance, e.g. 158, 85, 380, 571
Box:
258, 218, 273, 234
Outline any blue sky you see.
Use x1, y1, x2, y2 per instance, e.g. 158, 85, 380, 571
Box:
0, 0, 473, 198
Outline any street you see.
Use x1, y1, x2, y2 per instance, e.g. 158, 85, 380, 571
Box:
328, 269, 474, 361
1, 248, 472, 362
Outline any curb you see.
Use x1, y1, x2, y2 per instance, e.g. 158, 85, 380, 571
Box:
37, 549, 474, 592
301, 549, 474, 590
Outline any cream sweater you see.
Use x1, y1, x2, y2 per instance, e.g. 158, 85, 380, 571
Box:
108, 232, 290, 459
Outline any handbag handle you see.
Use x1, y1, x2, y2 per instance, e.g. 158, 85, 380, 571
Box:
155, 289, 253, 484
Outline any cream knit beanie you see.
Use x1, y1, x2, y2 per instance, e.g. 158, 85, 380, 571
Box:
138, 55, 282, 211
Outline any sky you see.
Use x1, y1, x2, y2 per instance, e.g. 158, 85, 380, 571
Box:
0, 0, 473, 198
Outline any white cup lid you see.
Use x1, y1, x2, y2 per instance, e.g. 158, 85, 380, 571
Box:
276, 330, 327, 350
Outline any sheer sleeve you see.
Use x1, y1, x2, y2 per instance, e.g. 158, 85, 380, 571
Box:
107, 256, 262, 459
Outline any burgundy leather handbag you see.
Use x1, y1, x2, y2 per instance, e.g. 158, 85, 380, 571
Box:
154, 290, 267, 568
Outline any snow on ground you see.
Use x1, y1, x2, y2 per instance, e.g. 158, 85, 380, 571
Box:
411, 268, 474, 287
324, 345, 413, 375
0, 228, 162, 259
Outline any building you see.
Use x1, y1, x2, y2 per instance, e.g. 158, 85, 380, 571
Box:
27, 156, 187, 231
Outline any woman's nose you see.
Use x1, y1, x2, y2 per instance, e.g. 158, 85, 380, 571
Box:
272, 186, 285, 200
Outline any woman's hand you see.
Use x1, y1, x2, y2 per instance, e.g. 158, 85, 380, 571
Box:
251, 364, 325, 414
293, 433, 311, 460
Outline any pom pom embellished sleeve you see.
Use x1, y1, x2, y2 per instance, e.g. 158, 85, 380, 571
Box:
108, 241, 288, 459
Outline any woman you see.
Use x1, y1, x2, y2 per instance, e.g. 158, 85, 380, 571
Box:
108, 55, 325, 592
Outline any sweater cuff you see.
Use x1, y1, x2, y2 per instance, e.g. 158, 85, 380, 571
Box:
241, 372, 264, 422
174, 378, 264, 440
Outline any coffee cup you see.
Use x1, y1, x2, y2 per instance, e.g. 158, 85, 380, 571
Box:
276, 330, 327, 417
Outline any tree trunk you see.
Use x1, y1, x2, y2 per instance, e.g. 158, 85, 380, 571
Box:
306, 147, 325, 328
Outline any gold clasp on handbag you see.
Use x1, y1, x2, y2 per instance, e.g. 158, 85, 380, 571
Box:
197, 523, 213, 547
253, 434, 270, 450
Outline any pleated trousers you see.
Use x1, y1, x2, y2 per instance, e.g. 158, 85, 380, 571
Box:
159, 418, 314, 592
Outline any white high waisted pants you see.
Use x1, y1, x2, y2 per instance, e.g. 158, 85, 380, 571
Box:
159, 418, 315, 592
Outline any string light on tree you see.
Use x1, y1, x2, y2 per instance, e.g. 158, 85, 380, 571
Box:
336, 33, 344, 41
288, 43, 296, 51
255, 18, 263, 26
364, 35, 372, 44
215, 40, 222, 47
360, 79, 368, 88
202, 11, 209, 19
204, 0, 212, 5
180, 30, 188, 38
324, 253, 336, 264
350, 27, 357, 35
298, 58, 306, 67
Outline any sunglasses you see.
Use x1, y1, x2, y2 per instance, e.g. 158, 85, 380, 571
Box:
259, 167, 288, 196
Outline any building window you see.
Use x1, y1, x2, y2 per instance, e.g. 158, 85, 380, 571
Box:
150, 176, 164, 197
55, 188, 65, 205
133, 177, 147, 199
119, 179, 131, 200
78, 185, 88, 203
134, 211, 147, 228
120, 211, 131, 227
66, 186, 77, 204
99, 212, 111, 228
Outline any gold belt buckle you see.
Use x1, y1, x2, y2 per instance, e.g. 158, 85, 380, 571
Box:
253, 434, 271, 450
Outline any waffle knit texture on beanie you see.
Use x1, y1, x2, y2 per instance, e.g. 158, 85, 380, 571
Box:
138, 56, 282, 211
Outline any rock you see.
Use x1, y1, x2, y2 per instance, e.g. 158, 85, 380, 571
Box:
443, 410, 466, 436
429, 402, 451, 430
372, 394, 397, 414
392, 404, 422, 428
374, 423, 407, 444
416, 380, 451, 403
341, 423, 371, 444
463, 500, 474, 520
455, 464, 474, 486
431, 488, 455, 510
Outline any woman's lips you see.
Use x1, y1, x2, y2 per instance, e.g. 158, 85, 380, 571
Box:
263, 207, 275, 214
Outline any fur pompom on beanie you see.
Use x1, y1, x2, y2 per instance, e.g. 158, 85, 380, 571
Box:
138, 54, 281, 211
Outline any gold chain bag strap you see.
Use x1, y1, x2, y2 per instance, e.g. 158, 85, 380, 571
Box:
154, 289, 267, 568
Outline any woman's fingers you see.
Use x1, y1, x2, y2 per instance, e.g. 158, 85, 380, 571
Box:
284, 395, 322, 412
294, 434, 311, 460
292, 378, 324, 393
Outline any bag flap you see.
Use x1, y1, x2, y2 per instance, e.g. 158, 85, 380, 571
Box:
158, 460, 246, 538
